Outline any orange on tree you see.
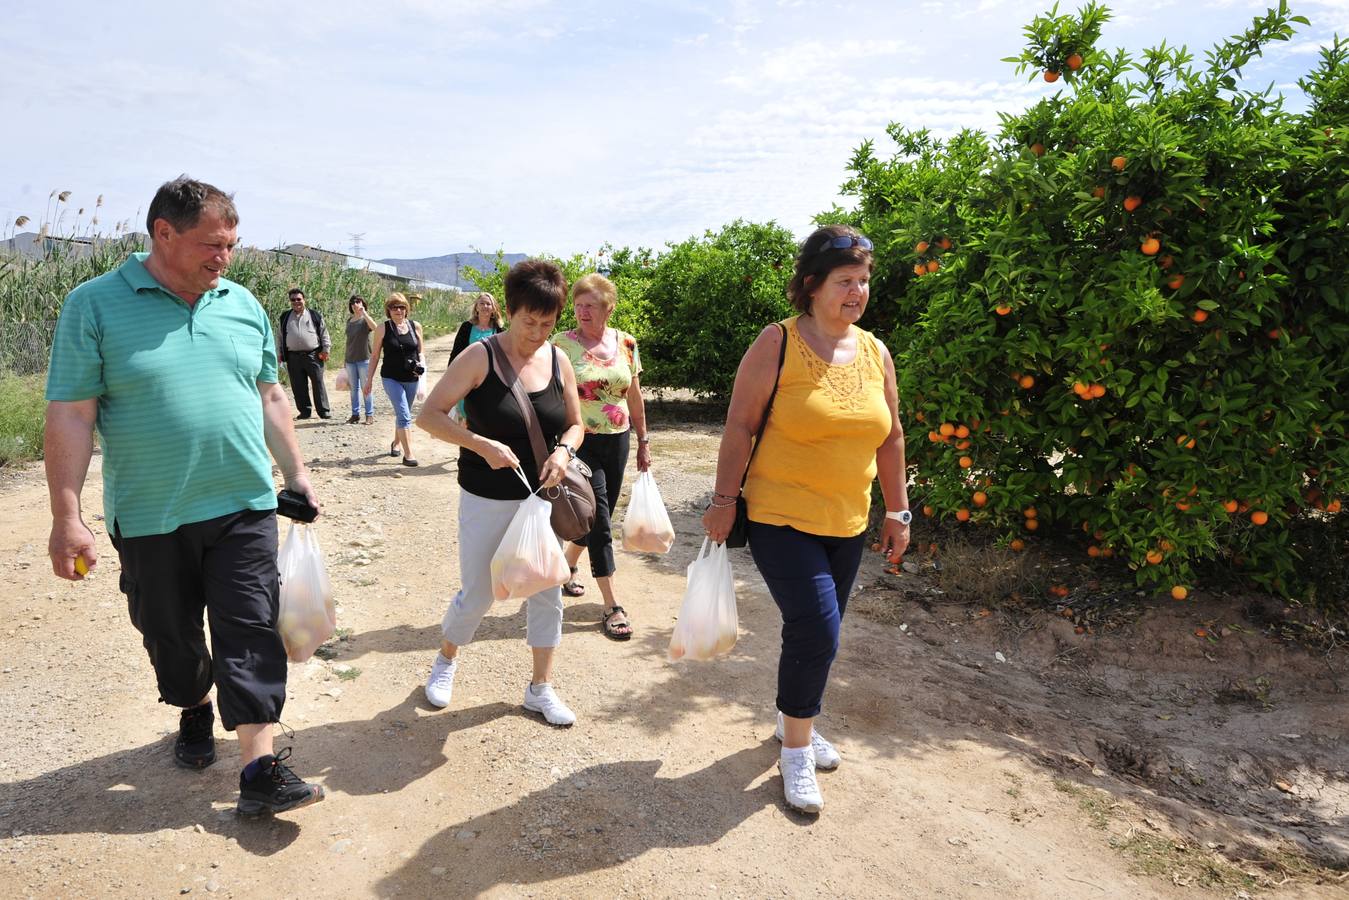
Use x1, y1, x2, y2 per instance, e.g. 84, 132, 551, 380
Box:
1018, 374, 1035, 389
1146, 549, 1164, 565
1024, 506, 1038, 519
1171, 585, 1189, 601
1191, 308, 1208, 323
954, 424, 970, 439
1024, 518, 1039, 531
958, 455, 973, 469
939, 422, 955, 437
1111, 155, 1127, 171
1123, 195, 1143, 212
937, 237, 952, 250
1223, 499, 1239, 513
995, 304, 1012, 316
1009, 539, 1025, 552
913, 262, 926, 276
1087, 545, 1101, 558
1030, 142, 1046, 156
1140, 236, 1161, 255
1326, 499, 1342, 514
1088, 383, 1105, 398
1073, 381, 1090, 398
922, 504, 935, 517
1091, 185, 1106, 198
1044, 69, 1060, 82
955, 508, 971, 522
972, 490, 988, 507
1250, 510, 1269, 525
915, 240, 930, 254
925, 259, 940, 274
1066, 52, 1084, 70
955, 438, 971, 450
928, 430, 943, 443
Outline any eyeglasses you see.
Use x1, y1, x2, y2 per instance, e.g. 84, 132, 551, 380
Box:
813, 235, 873, 254
387, 306, 408, 313
289, 297, 304, 302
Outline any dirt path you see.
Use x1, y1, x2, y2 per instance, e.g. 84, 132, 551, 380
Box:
1, 334, 1344, 898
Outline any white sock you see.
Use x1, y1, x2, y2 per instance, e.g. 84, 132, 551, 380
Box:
781, 744, 811, 762
529, 682, 549, 695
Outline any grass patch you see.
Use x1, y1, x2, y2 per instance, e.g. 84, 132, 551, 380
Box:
0, 374, 46, 466
335, 665, 362, 681
1052, 778, 1115, 830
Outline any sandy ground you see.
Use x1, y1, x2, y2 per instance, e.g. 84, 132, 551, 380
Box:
0, 334, 1345, 899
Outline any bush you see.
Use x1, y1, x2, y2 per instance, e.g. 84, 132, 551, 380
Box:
842, 3, 1348, 602
638, 220, 797, 398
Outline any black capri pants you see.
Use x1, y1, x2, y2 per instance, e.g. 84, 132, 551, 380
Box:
111, 508, 287, 731
571, 430, 630, 579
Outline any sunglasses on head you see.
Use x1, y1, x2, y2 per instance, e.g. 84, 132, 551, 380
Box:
813, 235, 874, 254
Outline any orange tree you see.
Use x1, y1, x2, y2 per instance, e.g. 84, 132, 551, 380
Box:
841, 2, 1348, 602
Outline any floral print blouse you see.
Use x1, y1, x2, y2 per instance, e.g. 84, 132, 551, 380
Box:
553, 329, 642, 435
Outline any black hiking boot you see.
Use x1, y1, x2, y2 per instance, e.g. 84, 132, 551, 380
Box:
236, 748, 326, 818
174, 702, 216, 769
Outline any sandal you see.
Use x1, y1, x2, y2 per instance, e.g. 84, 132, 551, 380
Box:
402, 458, 419, 467
389, 442, 401, 457
601, 606, 633, 641
562, 567, 585, 597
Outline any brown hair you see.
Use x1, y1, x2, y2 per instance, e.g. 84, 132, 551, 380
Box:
503, 259, 568, 319
146, 175, 238, 236
385, 292, 411, 315
787, 224, 874, 315
572, 273, 617, 311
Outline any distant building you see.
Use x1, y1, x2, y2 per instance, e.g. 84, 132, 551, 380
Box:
0, 231, 148, 260
279, 243, 397, 276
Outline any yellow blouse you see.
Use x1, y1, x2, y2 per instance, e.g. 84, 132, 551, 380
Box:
744, 316, 892, 538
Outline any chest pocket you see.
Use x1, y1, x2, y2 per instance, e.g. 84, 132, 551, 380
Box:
230, 334, 266, 379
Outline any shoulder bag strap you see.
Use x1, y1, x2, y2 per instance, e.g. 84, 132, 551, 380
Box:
739, 322, 788, 490
485, 336, 550, 480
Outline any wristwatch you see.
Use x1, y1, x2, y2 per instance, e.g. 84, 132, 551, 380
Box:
557, 442, 577, 460
886, 509, 913, 525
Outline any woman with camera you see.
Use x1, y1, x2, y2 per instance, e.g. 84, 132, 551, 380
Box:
364, 292, 425, 467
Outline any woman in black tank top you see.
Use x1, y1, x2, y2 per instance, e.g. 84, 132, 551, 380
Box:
412, 260, 587, 727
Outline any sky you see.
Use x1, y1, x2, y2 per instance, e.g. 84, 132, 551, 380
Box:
1, 0, 1345, 260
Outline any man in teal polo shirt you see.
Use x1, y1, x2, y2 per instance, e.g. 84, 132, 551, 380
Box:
45, 176, 326, 818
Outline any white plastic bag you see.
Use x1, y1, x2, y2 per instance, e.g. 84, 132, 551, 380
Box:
669, 538, 738, 661
491, 479, 570, 600
415, 355, 429, 402
621, 471, 675, 554
335, 368, 350, 391
276, 523, 336, 662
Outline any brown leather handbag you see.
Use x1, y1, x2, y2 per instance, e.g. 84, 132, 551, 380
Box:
486, 336, 596, 542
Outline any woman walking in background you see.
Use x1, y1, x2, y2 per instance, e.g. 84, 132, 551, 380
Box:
344, 295, 377, 424
702, 224, 910, 814
450, 293, 504, 421
364, 293, 424, 466
415, 260, 586, 726
553, 273, 650, 641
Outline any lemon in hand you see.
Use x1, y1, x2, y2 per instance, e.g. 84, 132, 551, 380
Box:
74, 555, 90, 577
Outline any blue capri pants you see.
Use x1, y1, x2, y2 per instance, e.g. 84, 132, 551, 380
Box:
747, 521, 866, 719
381, 377, 419, 429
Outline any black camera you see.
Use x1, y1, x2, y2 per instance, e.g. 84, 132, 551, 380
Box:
276, 489, 318, 523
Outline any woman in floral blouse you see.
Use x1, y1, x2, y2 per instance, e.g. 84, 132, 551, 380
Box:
553, 273, 651, 640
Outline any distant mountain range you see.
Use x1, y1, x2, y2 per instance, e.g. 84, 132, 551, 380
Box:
377, 252, 528, 290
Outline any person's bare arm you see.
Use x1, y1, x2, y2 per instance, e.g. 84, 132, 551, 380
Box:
702, 325, 786, 542
874, 342, 910, 563
415, 342, 520, 469
365, 323, 385, 395
538, 352, 585, 489
626, 374, 651, 472
45, 399, 99, 580
259, 381, 320, 516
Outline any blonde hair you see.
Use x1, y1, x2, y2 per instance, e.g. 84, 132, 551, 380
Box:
385, 292, 410, 315
474, 292, 502, 328
572, 273, 617, 311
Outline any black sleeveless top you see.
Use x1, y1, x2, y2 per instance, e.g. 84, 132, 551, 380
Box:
459, 340, 567, 500
380, 319, 421, 381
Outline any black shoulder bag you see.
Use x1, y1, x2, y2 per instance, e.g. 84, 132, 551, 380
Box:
725, 322, 788, 548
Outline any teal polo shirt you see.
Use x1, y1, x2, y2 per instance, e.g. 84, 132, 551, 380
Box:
45, 253, 280, 538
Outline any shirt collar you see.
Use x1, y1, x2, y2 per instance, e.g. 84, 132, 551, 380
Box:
119, 252, 232, 302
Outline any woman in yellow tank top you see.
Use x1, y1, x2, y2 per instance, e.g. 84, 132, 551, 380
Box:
703, 225, 911, 815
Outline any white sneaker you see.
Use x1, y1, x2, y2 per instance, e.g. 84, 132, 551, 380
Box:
775, 712, 841, 770
424, 653, 458, 708
523, 682, 576, 726
779, 746, 823, 814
